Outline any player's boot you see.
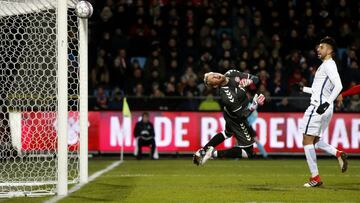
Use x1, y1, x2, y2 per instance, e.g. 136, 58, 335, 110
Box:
336, 151, 348, 173
200, 146, 214, 165
303, 175, 323, 187
193, 148, 205, 166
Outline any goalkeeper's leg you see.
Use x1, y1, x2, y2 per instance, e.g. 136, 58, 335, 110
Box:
193, 132, 228, 166
203, 132, 227, 150
216, 146, 254, 159
198, 146, 254, 166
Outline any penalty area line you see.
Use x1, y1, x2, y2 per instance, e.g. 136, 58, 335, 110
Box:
44, 160, 123, 203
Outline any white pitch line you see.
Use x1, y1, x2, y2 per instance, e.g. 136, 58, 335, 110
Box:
102, 173, 360, 178
44, 160, 123, 203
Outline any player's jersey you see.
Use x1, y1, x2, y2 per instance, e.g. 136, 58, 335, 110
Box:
220, 70, 253, 118
218, 70, 259, 147
310, 58, 342, 106
220, 86, 248, 118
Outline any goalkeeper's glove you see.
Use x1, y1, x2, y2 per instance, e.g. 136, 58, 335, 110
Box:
249, 94, 265, 111
316, 102, 330, 115
239, 78, 253, 88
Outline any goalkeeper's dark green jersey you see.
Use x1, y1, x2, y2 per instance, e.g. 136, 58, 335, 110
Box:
219, 69, 259, 147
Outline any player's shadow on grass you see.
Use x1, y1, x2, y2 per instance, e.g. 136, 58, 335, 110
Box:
68, 195, 113, 202
324, 182, 360, 191
68, 178, 136, 202
247, 185, 290, 191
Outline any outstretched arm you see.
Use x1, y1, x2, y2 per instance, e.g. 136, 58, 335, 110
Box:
302, 86, 313, 94
341, 84, 360, 97
336, 84, 360, 107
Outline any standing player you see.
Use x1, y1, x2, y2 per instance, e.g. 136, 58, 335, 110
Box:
193, 70, 265, 165
300, 36, 347, 187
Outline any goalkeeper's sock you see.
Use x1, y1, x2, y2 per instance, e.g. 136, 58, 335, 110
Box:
314, 140, 337, 156
304, 144, 319, 177
217, 147, 245, 158
204, 133, 225, 150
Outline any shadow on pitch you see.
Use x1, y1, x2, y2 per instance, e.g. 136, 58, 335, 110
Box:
322, 182, 360, 191
247, 185, 291, 191
68, 177, 136, 202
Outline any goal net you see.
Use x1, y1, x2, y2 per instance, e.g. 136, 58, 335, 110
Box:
0, 0, 86, 197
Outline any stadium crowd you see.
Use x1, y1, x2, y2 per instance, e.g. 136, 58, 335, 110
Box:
87, 0, 360, 111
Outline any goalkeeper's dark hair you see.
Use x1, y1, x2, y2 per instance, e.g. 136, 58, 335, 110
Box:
320, 36, 337, 54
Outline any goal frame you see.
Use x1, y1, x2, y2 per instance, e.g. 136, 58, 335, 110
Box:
0, 0, 88, 197
56, 0, 89, 196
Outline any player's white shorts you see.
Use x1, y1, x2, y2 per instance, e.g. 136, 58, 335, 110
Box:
300, 104, 333, 136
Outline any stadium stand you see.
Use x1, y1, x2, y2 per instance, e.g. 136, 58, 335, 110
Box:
87, 0, 359, 112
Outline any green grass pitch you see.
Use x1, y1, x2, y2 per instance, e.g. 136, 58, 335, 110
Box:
3, 158, 360, 202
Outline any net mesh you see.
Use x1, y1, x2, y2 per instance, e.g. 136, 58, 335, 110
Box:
0, 0, 80, 197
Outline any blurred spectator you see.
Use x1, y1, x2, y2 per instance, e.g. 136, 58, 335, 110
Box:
150, 82, 165, 97
288, 84, 310, 111
91, 57, 110, 91
269, 71, 286, 97
303, 24, 318, 51
108, 87, 124, 110
276, 98, 293, 112
344, 92, 360, 112
144, 49, 166, 83
111, 48, 129, 89
94, 86, 109, 110
99, 6, 114, 31
166, 59, 182, 80
257, 84, 271, 102
233, 18, 250, 44
133, 83, 145, 97
178, 91, 199, 111
164, 78, 178, 97
198, 92, 221, 111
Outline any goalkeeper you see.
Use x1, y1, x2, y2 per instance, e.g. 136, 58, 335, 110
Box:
193, 70, 265, 166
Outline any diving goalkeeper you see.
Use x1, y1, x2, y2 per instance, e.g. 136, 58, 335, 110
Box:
193, 70, 265, 165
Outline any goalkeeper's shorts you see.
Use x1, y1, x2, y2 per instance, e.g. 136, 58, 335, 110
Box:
223, 113, 255, 147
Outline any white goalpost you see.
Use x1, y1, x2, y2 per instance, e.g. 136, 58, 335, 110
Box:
0, 0, 88, 197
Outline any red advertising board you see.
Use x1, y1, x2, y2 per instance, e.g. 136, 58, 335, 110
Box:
20, 111, 360, 154
88, 111, 360, 154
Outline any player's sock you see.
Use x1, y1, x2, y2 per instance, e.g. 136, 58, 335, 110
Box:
203, 133, 225, 150
315, 140, 337, 156
256, 141, 268, 158
217, 147, 248, 158
304, 144, 319, 177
